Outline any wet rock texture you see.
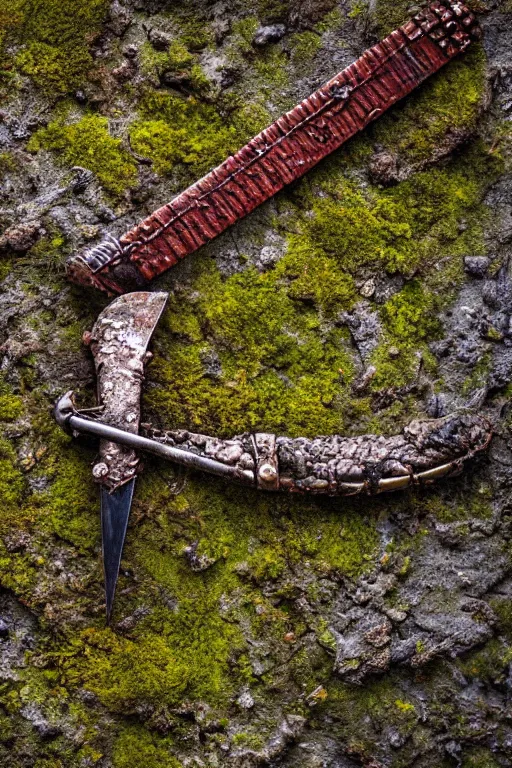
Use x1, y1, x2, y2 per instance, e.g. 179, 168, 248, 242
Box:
1, 1, 512, 767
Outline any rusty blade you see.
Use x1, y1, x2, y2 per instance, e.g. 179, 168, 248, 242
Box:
66, 1, 481, 295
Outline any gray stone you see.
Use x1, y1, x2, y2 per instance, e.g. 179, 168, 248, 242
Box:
464, 255, 490, 277
253, 24, 286, 46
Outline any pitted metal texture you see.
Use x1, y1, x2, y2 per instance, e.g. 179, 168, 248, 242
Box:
86, 292, 168, 492
142, 413, 491, 495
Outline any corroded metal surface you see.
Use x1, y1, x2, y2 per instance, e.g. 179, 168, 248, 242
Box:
66, 1, 481, 295
142, 413, 491, 495
86, 292, 168, 491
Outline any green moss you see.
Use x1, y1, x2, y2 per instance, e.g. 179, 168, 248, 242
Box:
0, 437, 24, 514
381, 282, 440, 343
373, 0, 409, 37
147, 263, 354, 436
0, 380, 24, 421
113, 726, 182, 768
232, 732, 264, 749
139, 40, 210, 94
348, 1, 367, 20
10, 0, 108, 95
490, 597, 512, 639
0, 2, 24, 86
253, 45, 289, 89
461, 351, 492, 396
0, 151, 17, 173
405, 484, 493, 525
0, 544, 38, 596
370, 46, 487, 165
290, 31, 322, 66
21, 229, 68, 279
461, 750, 501, 768
129, 90, 269, 180
322, 677, 419, 754
230, 17, 259, 53
257, 0, 289, 23
366, 282, 441, 390
176, 21, 215, 53
28, 113, 137, 196
458, 638, 512, 684
55, 465, 378, 715
314, 8, 344, 33
42, 447, 99, 551
489, 122, 512, 170
289, 179, 416, 277
277, 239, 357, 313
67, 630, 191, 712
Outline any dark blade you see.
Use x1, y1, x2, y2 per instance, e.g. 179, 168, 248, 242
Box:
101, 479, 135, 624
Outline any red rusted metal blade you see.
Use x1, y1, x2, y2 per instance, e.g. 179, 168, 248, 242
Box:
67, 1, 481, 295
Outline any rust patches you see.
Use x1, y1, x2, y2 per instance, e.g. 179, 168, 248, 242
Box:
66, 1, 481, 295
87, 292, 168, 492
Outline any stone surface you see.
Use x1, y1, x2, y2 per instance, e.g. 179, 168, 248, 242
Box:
253, 24, 287, 46
1, 1, 512, 767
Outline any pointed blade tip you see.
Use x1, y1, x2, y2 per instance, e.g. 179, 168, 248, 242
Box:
100, 479, 136, 627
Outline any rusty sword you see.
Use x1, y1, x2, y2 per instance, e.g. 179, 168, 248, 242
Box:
66, 1, 481, 296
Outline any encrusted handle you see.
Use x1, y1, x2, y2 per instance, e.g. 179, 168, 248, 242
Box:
86, 292, 168, 491
143, 413, 492, 495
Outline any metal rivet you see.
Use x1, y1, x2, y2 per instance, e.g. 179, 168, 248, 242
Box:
258, 463, 277, 482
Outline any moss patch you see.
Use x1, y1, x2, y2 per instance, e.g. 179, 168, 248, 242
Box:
113, 726, 182, 768
8, 0, 108, 95
56, 472, 378, 716
373, 0, 411, 37
0, 437, 24, 516
0, 379, 24, 421
290, 31, 322, 66
129, 90, 269, 181
0, 3, 24, 86
370, 45, 487, 165
28, 113, 137, 196
147, 263, 354, 436
139, 39, 210, 94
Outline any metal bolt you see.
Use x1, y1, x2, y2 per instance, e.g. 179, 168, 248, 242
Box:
258, 463, 277, 482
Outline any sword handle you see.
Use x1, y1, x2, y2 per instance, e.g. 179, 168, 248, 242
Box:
55, 393, 491, 496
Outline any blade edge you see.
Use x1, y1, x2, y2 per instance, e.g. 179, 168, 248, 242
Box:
101, 478, 136, 624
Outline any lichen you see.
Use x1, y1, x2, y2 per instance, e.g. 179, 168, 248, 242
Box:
28, 113, 138, 196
